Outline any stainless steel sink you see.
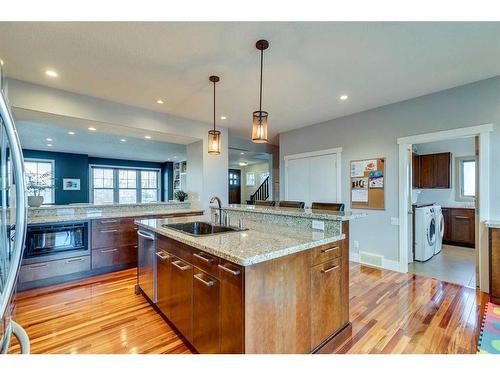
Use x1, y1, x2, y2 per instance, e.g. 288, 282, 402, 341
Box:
162, 221, 246, 237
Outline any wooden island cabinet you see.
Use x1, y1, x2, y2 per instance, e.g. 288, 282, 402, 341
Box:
144, 222, 351, 354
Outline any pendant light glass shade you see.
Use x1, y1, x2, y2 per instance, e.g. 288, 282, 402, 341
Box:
208, 75, 221, 155
252, 110, 268, 143
208, 129, 221, 155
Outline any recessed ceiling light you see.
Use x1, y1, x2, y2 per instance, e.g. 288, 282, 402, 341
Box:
45, 70, 58, 78
68, 131, 75, 135
220, 116, 227, 120
239, 162, 247, 166
47, 144, 53, 147
120, 139, 126, 142
46, 138, 53, 142
173, 156, 177, 159
156, 99, 164, 104
240, 152, 245, 155
144, 135, 152, 139
88, 127, 96, 131
339, 94, 349, 101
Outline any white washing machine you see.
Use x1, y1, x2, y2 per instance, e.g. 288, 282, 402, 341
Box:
434, 205, 444, 255
414, 206, 436, 262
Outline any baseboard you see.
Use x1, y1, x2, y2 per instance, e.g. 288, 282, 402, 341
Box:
350, 252, 402, 273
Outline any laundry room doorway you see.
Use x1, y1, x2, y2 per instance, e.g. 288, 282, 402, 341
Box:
397, 124, 492, 292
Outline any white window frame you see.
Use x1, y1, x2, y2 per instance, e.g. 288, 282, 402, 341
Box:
25, 158, 56, 204
245, 172, 255, 186
89, 164, 162, 204
455, 155, 476, 202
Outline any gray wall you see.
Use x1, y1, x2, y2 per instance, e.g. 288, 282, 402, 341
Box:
280, 76, 500, 262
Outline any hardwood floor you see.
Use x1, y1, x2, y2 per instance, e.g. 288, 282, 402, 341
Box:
10, 263, 488, 354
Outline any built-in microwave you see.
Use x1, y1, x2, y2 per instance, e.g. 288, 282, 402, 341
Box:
25, 221, 89, 259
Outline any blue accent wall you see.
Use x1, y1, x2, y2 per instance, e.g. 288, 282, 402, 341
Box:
23, 149, 171, 205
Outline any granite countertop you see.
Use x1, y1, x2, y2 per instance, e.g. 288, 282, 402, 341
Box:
136, 215, 344, 266
220, 204, 366, 221
484, 220, 500, 229
28, 202, 203, 224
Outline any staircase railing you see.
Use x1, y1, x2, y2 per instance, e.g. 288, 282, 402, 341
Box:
250, 176, 269, 202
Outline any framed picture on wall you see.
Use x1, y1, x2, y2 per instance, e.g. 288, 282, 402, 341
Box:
63, 178, 81, 191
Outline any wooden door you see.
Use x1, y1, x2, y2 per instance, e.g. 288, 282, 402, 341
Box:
419, 154, 434, 188
219, 261, 244, 353
310, 258, 343, 350
434, 152, 451, 188
228, 169, 241, 204
170, 256, 193, 341
156, 251, 172, 318
192, 269, 220, 353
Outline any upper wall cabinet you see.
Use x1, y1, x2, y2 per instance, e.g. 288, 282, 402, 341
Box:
413, 152, 451, 189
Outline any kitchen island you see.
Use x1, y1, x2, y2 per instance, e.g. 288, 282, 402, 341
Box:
135, 205, 365, 354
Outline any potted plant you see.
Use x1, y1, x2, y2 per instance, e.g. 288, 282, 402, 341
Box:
174, 190, 188, 202
26, 172, 55, 207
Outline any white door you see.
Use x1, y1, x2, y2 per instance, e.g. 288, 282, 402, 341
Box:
285, 152, 339, 207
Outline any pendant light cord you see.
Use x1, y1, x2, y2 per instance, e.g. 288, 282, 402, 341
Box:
259, 48, 263, 113
213, 80, 216, 131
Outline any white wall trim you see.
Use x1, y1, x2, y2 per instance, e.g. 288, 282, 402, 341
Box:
397, 124, 494, 144
397, 123, 494, 292
284, 147, 342, 204
349, 252, 402, 273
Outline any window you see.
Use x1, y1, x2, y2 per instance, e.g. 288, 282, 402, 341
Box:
260, 171, 269, 184
25, 159, 55, 204
457, 156, 476, 201
245, 172, 255, 186
229, 172, 239, 186
91, 166, 160, 204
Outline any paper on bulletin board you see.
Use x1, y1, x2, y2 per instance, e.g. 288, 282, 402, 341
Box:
368, 171, 384, 188
351, 159, 378, 177
351, 188, 368, 202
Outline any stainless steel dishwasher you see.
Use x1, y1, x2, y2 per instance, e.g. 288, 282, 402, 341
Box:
136, 229, 157, 303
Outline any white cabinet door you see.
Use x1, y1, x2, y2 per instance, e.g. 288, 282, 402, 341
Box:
308, 154, 337, 206
286, 157, 309, 202
285, 152, 339, 207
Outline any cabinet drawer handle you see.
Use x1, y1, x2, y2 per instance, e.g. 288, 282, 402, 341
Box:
193, 252, 215, 263
194, 273, 215, 287
321, 246, 339, 254
172, 260, 191, 271
101, 248, 118, 253
101, 229, 119, 233
218, 264, 241, 276
321, 265, 339, 274
156, 251, 170, 260
29, 263, 48, 269
101, 219, 119, 224
455, 216, 470, 220
66, 258, 85, 264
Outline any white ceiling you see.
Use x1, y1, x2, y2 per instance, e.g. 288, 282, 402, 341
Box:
1, 22, 499, 141
15, 110, 188, 162
228, 147, 269, 168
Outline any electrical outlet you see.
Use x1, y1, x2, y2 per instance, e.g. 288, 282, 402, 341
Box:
312, 220, 325, 231
391, 217, 399, 226
354, 240, 360, 249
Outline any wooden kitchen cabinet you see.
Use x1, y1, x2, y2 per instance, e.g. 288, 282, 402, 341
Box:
489, 228, 500, 304
192, 268, 221, 354
170, 256, 194, 342
442, 208, 475, 248
156, 250, 172, 318
414, 152, 451, 189
310, 257, 343, 349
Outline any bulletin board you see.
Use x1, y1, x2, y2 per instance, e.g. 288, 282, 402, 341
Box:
350, 157, 385, 210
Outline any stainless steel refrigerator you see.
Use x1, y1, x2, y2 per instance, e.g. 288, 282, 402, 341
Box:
0, 59, 30, 354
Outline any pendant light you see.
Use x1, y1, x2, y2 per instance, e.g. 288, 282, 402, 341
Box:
252, 39, 269, 144
208, 75, 221, 155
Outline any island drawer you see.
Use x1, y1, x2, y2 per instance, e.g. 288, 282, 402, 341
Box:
92, 219, 137, 249
311, 241, 342, 266
19, 256, 90, 283
91, 244, 138, 269
157, 236, 193, 263
191, 250, 220, 277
